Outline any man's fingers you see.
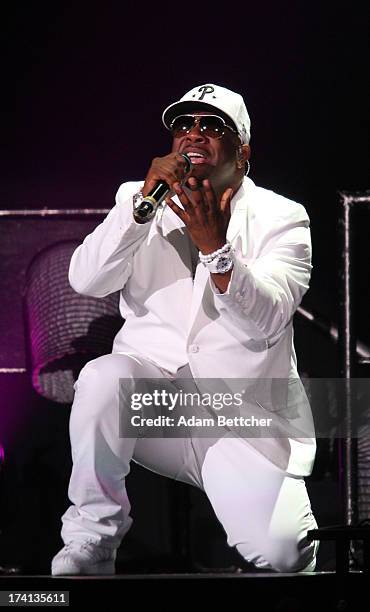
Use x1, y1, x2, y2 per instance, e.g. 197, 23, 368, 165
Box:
144, 155, 190, 196
166, 155, 191, 183
186, 177, 200, 191
202, 179, 217, 212
173, 183, 195, 212
183, 177, 203, 210
165, 197, 188, 224
220, 187, 233, 215
143, 173, 177, 197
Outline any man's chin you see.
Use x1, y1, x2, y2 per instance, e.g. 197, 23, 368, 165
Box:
189, 164, 213, 182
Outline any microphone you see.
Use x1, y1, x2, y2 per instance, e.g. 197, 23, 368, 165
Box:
133, 153, 192, 223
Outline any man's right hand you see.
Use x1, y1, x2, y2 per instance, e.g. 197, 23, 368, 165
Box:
142, 153, 191, 198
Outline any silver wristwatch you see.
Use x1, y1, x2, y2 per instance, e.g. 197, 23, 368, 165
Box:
199, 243, 235, 274
204, 251, 235, 274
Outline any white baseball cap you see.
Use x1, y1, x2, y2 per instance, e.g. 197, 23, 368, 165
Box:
162, 83, 251, 144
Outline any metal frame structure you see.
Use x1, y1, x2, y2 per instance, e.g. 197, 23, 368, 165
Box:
338, 190, 370, 526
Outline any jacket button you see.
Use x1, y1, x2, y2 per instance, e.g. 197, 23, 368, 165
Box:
189, 344, 199, 353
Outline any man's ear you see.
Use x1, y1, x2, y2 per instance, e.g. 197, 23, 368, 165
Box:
241, 144, 251, 162
237, 144, 250, 169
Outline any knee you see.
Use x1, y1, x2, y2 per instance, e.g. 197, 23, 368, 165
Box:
269, 538, 317, 573
264, 542, 303, 573
70, 356, 124, 425
75, 354, 144, 395
238, 536, 317, 573
85, 351, 156, 377
71, 353, 158, 424
74, 358, 115, 399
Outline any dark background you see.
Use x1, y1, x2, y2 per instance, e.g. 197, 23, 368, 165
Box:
4, 1, 369, 334
1, 1, 369, 573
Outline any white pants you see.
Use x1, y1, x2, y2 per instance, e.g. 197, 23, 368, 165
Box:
60, 353, 318, 572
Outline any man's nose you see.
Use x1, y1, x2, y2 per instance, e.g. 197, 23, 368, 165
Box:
186, 122, 207, 141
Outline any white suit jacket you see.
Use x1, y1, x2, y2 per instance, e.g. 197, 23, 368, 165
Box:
69, 177, 316, 476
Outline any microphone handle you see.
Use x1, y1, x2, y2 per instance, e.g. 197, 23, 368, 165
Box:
133, 154, 192, 223
141, 181, 170, 209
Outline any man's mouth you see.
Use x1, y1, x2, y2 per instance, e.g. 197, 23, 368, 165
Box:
184, 150, 209, 165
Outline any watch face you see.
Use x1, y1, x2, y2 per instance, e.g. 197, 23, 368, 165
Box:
216, 256, 233, 273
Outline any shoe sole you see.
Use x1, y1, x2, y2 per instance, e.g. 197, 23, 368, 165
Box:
52, 560, 115, 576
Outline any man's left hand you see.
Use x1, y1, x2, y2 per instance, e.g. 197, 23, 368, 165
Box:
165, 178, 233, 254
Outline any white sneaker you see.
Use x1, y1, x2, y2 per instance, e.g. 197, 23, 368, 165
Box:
51, 540, 117, 576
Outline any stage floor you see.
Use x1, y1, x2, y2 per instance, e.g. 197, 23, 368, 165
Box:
0, 571, 366, 610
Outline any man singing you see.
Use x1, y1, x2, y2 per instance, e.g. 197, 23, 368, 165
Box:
52, 84, 318, 575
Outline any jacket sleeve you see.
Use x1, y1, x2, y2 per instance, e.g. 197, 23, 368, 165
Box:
210, 214, 312, 341
69, 182, 149, 297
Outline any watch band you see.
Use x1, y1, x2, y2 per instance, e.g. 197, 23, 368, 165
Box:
199, 242, 232, 263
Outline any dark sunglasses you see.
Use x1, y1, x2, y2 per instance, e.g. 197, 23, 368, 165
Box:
169, 114, 238, 140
